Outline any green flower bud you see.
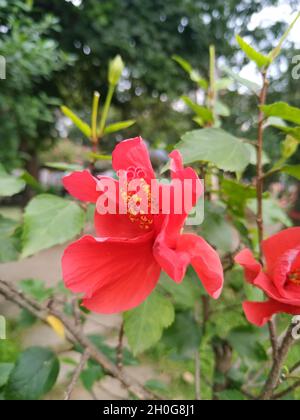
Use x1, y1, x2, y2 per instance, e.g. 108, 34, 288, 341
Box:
108, 55, 125, 86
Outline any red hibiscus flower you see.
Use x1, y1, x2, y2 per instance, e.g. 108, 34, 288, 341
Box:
235, 228, 300, 327
62, 137, 224, 314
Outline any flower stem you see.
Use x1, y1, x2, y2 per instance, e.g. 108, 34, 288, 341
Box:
208, 45, 216, 126
260, 325, 295, 400
255, 71, 297, 399
256, 70, 268, 256
98, 84, 115, 136
91, 91, 100, 145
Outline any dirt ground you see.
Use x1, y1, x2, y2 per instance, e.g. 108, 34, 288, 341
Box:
0, 245, 164, 400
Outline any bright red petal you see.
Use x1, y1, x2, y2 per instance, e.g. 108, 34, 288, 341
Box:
94, 177, 148, 238
154, 230, 224, 299
170, 150, 202, 213
62, 234, 160, 314
169, 150, 184, 173
112, 137, 155, 182
157, 151, 203, 247
94, 211, 147, 238
63, 170, 99, 203
153, 224, 190, 283
177, 234, 224, 299
234, 249, 262, 284
243, 300, 300, 327
262, 227, 300, 276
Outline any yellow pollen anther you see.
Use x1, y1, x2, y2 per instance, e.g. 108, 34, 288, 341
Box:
121, 176, 154, 230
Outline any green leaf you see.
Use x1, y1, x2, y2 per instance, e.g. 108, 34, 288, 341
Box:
261, 102, 300, 126
172, 55, 193, 74
75, 335, 137, 367
215, 78, 232, 91
172, 55, 208, 89
80, 362, 104, 391
124, 291, 175, 355
0, 216, 19, 263
61, 106, 92, 139
269, 12, 300, 62
227, 326, 268, 361
200, 202, 236, 253
18, 309, 37, 329
222, 66, 260, 93
245, 282, 264, 302
181, 96, 213, 123
215, 100, 230, 117
19, 279, 53, 302
271, 125, 300, 142
282, 165, 300, 180
20, 171, 44, 193
236, 35, 271, 68
5, 347, 59, 400
0, 170, 26, 197
175, 128, 251, 173
22, 194, 85, 258
222, 178, 257, 203
193, 116, 204, 127
163, 311, 202, 358
160, 271, 202, 310
104, 120, 136, 135
217, 389, 246, 401
45, 162, 84, 172
145, 379, 169, 397
0, 339, 20, 364
247, 198, 292, 227
281, 136, 299, 159
0, 363, 14, 388
244, 143, 270, 166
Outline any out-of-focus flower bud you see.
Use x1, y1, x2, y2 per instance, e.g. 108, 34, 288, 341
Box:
108, 55, 124, 86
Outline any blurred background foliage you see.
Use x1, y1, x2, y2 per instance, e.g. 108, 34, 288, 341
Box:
1, 0, 300, 401
0, 0, 299, 172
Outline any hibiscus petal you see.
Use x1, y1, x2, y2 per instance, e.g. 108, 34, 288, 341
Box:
94, 211, 147, 238
94, 177, 148, 238
169, 150, 203, 215
234, 249, 262, 284
169, 150, 184, 173
243, 300, 300, 327
63, 170, 99, 203
154, 231, 224, 299
235, 248, 300, 307
153, 226, 190, 283
177, 234, 224, 299
158, 151, 203, 247
262, 227, 300, 275
112, 137, 155, 182
62, 234, 161, 314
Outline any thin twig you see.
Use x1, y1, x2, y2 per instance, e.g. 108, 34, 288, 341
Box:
256, 70, 268, 254
117, 321, 125, 371
253, 70, 295, 401
260, 324, 296, 400
64, 349, 90, 400
290, 361, 300, 375
0, 279, 156, 400
195, 350, 201, 400
268, 318, 279, 360
72, 296, 82, 328
273, 380, 300, 400
89, 388, 99, 401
